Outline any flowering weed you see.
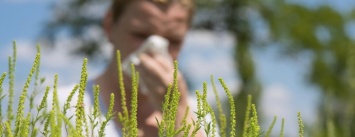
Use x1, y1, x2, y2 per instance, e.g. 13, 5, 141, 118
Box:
0, 43, 304, 137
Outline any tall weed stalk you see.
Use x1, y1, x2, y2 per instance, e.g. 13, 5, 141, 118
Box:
0, 43, 308, 137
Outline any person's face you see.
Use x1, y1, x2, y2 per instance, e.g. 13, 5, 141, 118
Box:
106, 0, 189, 60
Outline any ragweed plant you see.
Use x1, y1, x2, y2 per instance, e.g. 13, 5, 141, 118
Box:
242, 95, 252, 137
88, 85, 100, 137
14, 52, 40, 136
298, 112, 304, 137
75, 58, 88, 136
247, 104, 260, 137
265, 116, 277, 137
192, 82, 217, 137
7, 42, 16, 126
116, 50, 139, 137
29, 45, 43, 111
157, 61, 191, 137
98, 93, 115, 137
0, 72, 7, 121
210, 75, 227, 137
116, 50, 130, 136
0, 42, 307, 137
219, 78, 237, 137
280, 118, 285, 137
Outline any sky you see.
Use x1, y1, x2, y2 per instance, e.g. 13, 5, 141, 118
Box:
0, 0, 354, 136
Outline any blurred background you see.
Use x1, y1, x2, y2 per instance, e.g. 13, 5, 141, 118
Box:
1, 0, 355, 136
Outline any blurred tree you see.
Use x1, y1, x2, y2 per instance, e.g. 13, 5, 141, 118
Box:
41, 0, 355, 136
40, 0, 110, 60
259, 3, 355, 137
195, 0, 355, 136
194, 0, 262, 136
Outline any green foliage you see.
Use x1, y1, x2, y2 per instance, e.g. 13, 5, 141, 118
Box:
158, 61, 184, 137
242, 95, 252, 137
14, 52, 40, 136
210, 75, 227, 137
196, 1, 355, 135
75, 58, 88, 136
116, 50, 129, 136
247, 104, 260, 137
265, 116, 277, 137
89, 85, 100, 137
298, 112, 304, 137
129, 64, 139, 137
29, 45, 42, 111
42, 1, 355, 135
280, 118, 285, 137
7, 42, 16, 126
219, 78, 237, 137
5, 122, 13, 137
64, 84, 78, 114
0, 72, 7, 121
116, 51, 139, 137
98, 93, 114, 137
0, 44, 305, 137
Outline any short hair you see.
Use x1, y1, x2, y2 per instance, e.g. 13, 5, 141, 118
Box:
110, 0, 195, 24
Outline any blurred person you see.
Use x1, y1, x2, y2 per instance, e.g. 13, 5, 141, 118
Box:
92, 0, 203, 136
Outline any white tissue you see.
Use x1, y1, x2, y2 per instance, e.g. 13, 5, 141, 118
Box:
122, 35, 172, 94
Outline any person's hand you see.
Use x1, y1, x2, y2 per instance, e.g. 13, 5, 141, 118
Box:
135, 53, 188, 109
135, 53, 205, 137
